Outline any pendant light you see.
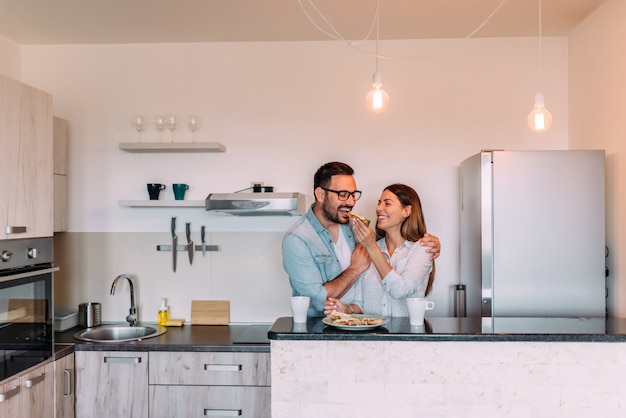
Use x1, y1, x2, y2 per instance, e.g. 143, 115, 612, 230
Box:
528, 0, 552, 132
366, 0, 389, 113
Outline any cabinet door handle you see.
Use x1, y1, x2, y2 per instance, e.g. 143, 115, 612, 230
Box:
0, 385, 20, 403
203, 364, 242, 372
63, 369, 72, 397
4, 226, 27, 234
23, 373, 45, 388
204, 409, 242, 416
104, 356, 142, 364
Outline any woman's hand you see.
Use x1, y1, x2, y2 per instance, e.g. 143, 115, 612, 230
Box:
352, 217, 377, 250
324, 297, 348, 315
418, 233, 441, 260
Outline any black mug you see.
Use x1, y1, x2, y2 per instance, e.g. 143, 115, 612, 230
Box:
147, 183, 166, 200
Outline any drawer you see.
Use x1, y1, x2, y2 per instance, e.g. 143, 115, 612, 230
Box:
148, 352, 270, 386
149, 385, 270, 418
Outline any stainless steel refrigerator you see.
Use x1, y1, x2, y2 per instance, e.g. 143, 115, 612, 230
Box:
459, 150, 606, 318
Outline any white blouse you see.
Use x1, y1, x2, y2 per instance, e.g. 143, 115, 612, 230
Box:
354, 239, 433, 317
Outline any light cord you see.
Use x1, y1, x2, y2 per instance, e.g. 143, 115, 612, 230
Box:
297, 0, 509, 61
538, 0, 543, 89
375, 0, 379, 72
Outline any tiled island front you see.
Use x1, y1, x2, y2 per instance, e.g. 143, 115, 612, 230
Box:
269, 317, 626, 418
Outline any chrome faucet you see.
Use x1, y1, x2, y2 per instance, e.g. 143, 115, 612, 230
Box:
110, 274, 138, 326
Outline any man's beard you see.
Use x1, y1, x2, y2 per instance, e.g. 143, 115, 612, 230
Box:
321, 199, 351, 224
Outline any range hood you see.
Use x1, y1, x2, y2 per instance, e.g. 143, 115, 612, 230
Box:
205, 192, 309, 216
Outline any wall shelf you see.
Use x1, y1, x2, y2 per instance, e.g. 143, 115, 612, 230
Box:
118, 142, 226, 153
119, 200, 205, 208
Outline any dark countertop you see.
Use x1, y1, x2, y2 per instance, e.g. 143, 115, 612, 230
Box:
268, 316, 626, 342
54, 323, 271, 355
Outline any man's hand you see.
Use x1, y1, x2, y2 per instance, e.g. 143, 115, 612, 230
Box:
419, 233, 441, 260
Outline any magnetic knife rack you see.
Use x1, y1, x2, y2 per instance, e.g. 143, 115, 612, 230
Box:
156, 244, 221, 252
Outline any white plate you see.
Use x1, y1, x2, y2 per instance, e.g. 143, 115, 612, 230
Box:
322, 314, 388, 331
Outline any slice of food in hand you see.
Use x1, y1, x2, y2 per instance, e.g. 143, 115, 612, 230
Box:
349, 212, 370, 226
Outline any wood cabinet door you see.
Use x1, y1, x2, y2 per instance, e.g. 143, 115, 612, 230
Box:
149, 385, 270, 418
0, 74, 53, 240
0, 378, 21, 418
19, 361, 54, 418
149, 352, 271, 386
75, 351, 148, 418
55, 353, 75, 418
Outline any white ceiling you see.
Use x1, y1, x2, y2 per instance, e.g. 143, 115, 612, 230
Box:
0, 0, 607, 45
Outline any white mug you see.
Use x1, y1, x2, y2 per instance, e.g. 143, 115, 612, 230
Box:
406, 297, 435, 325
290, 296, 310, 323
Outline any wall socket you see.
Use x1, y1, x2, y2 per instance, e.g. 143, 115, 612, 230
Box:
251, 181, 264, 187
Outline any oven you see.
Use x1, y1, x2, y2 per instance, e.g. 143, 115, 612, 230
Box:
0, 237, 56, 383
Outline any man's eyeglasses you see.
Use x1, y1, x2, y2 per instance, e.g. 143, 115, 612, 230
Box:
320, 187, 362, 201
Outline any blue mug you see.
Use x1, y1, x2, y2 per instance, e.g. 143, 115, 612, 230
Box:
173, 184, 189, 200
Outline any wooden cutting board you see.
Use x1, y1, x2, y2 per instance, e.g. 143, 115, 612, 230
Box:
190, 300, 230, 325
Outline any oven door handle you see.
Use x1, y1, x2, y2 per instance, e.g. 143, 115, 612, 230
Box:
0, 267, 60, 283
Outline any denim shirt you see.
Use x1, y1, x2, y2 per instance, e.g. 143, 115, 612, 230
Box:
282, 205, 357, 317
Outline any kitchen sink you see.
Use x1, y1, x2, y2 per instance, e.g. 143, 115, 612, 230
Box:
73, 325, 166, 342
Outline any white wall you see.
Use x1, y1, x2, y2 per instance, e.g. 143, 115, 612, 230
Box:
569, 0, 626, 317
0, 34, 21, 81
16, 37, 570, 322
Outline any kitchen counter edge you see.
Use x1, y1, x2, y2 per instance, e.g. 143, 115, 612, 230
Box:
268, 316, 626, 343
54, 323, 271, 354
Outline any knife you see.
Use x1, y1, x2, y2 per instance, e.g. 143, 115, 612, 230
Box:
201, 226, 206, 257
171, 217, 177, 272
186, 222, 194, 265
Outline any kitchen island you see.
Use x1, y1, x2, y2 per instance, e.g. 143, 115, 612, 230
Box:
269, 317, 626, 417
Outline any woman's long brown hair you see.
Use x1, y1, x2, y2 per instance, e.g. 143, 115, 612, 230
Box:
375, 184, 436, 295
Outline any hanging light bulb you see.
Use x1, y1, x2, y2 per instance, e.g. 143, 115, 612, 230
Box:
365, 0, 389, 113
366, 71, 389, 113
528, 0, 551, 133
527, 92, 552, 132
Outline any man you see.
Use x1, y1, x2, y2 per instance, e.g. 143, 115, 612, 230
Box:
282, 161, 441, 317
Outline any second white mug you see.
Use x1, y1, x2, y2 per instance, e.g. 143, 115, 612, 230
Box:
406, 297, 435, 325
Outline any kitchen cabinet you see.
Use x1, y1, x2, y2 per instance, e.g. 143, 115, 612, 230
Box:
0, 378, 19, 417
53, 117, 68, 232
148, 351, 271, 418
0, 74, 53, 240
54, 352, 74, 418
75, 351, 148, 418
0, 361, 54, 418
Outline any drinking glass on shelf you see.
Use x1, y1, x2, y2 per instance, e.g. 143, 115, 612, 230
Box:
188, 116, 199, 142
155, 116, 166, 142
166, 115, 177, 142
132, 115, 144, 142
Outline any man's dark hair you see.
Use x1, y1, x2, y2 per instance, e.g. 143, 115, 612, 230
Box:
313, 161, 354, 191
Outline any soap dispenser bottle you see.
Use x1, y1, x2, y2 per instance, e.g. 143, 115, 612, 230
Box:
158, 298, 169, 326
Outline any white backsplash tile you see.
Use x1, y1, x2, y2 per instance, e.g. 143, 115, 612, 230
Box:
54, 231, 293, 323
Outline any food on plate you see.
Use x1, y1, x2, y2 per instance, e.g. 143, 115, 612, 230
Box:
349, 212, 370, 226
328, 310, 383, 326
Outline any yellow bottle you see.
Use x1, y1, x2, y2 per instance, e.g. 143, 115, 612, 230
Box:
158, 298, 169, 326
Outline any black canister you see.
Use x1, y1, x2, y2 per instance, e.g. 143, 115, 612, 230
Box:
79, 302, 101, 328
453, 284, 467, 317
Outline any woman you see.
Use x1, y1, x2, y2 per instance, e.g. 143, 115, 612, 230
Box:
324, 184, 435, 317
